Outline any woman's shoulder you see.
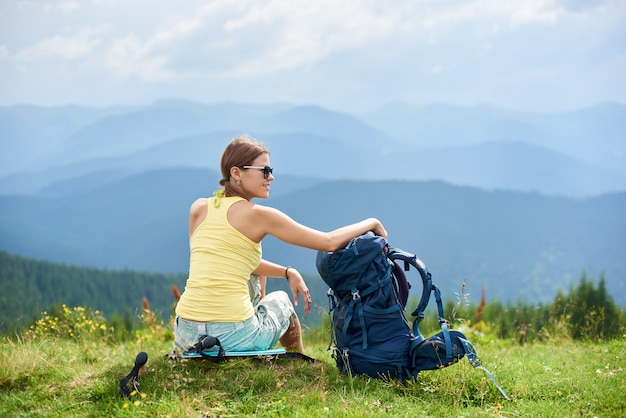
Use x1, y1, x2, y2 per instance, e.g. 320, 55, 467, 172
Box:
229, 199, 273, 217
247, 202, 286, 221
190, 197, 209, 210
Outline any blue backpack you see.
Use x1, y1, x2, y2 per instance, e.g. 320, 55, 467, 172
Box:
316, 232, 509, 399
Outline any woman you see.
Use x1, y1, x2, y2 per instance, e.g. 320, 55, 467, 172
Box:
174, 135, 387, 354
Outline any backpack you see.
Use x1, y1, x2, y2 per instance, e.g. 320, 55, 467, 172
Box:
316, 232, 510, 400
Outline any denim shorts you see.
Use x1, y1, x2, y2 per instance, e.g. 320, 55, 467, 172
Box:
174, 290, 296, 352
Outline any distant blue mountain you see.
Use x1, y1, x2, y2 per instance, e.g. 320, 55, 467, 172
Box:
1, 100, 624, 197
0, 169, 624, 307
380, 140, 625, 196
1, 100, 625, 308
362, 102, 626, 176
0, 104, 137, 176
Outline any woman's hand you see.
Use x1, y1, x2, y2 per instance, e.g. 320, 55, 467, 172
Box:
370, 218, 388, 239
286, 267, 311, 315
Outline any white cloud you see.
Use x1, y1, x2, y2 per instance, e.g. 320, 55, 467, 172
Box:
12, 27, 103, 61
5, 1, 613, 75
106, 33, 172, 81
96, 1, 405, 80
44, 1, 82, 13
0, 0, 624, 109
217, 1, 401, 75
430, 63, 457, 75
502, 0, 564, 26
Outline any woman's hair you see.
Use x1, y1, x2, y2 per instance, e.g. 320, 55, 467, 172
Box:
219, 135, 269, 195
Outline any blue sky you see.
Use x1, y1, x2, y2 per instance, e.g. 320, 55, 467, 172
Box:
1, 0, 625, 112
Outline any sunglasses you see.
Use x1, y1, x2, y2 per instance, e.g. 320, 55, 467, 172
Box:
241, 165, 273, 179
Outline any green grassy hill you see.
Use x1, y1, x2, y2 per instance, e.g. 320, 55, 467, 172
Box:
1, 311, 624, 417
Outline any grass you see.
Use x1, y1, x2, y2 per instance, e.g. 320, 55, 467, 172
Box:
1, 311, 624, 417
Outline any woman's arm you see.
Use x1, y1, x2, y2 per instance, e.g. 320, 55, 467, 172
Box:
253, 259, 311, 315
259, 276, 266, 300
252, 205, 387, 252
189, 198, 208, 238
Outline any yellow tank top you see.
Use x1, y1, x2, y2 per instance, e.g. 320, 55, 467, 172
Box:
175, 196, 261, 322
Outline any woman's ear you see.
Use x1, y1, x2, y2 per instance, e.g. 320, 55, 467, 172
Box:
230, 166, 241, 181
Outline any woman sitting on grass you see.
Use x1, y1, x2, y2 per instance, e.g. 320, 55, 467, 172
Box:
174, 135, 387, 354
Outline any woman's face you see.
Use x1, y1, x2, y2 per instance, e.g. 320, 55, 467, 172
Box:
240, 153, 274, 199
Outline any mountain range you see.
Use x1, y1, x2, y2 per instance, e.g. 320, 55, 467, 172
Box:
0, 100, 624, 307
2, 99, 625, 197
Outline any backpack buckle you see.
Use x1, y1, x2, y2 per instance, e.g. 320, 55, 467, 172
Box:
351, 290, 361, 301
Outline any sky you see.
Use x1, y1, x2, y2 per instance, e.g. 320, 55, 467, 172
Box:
1, 0, 625, 112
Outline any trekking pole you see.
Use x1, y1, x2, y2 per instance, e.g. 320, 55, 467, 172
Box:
119, 351, 149, 398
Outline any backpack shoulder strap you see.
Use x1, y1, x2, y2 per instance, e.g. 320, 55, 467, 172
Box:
387, 248, 432, 322
387, 248, 448, 351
